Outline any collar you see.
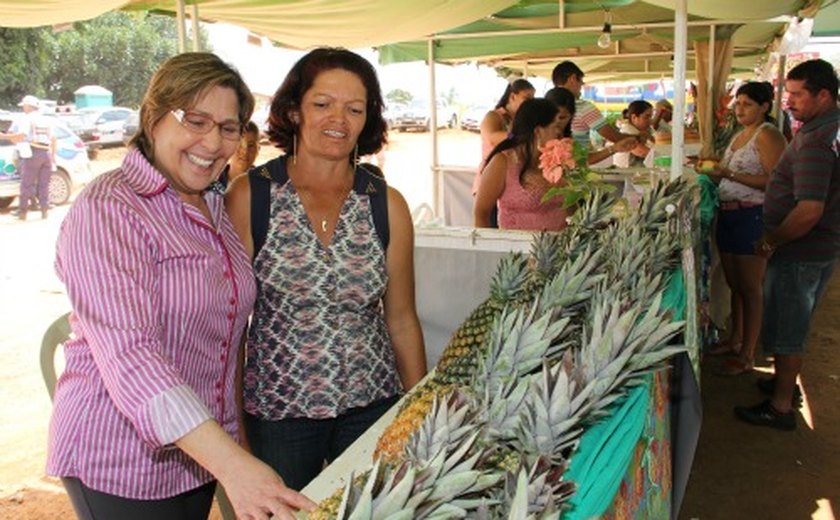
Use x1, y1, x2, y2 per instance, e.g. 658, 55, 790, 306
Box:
799, 107, 840, 135
122, 148, 170, 198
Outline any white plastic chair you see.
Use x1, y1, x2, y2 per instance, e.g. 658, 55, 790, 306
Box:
40, 313, 236, 520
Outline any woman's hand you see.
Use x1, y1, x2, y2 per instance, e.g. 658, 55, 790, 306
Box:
219, 454, 315, 520
177, 421, 315, 520
613, 137, 637, 153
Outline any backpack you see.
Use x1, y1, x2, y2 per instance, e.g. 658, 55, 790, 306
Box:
248, 156, 389, 256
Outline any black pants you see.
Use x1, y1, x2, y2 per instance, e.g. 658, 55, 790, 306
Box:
246, 395, 399, 490
62, 478, 215, 520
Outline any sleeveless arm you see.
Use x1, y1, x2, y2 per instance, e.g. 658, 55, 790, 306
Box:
383, 186, 427, 390
225, 174, 255, 260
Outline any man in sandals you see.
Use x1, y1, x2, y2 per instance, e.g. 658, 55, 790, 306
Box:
735, 59, 839, 430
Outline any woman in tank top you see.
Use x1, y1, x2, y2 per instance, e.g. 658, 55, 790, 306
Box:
702, 81, 787, 375
474, 98, 569, 231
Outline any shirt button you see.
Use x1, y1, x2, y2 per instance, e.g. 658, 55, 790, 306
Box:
223, 271, 231, 278
223, 341, 229, 348
220, 353, 226, 361
229, 297, 236, 305
227, 312, 235, 320
216, 381, 223, 389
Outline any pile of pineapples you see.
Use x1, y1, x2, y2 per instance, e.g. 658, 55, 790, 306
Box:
309, 178, 696, 519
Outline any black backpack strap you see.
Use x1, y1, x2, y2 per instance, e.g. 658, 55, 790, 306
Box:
355, 163, 389, 251
249, 156, 289, 257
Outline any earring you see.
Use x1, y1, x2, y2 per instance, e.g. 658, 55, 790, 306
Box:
292, 133, 297, 165
353, 144, 359, 166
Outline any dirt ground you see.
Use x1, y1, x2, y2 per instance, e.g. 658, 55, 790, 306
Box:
1, 134, 838, 519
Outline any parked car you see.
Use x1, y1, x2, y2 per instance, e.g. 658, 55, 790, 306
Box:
460, 106, 491, 133
121, 111, 140, 145
45, 111, 100, 157
78, 107, 137, 151
0, 114, 94, 209
390, 100, 459, 132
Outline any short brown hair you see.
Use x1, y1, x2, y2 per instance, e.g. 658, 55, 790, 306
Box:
130, 52, 254, 162
266, 47, 387, 158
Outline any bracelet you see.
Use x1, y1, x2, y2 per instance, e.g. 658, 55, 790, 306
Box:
759, 237, 776, 253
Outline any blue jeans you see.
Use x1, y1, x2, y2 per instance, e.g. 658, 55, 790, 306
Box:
763, 256, 837, 355
245, 395, 399, 491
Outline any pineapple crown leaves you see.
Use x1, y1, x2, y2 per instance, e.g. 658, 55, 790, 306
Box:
573, 296, 641, 414
514, 358, 593, 464
404, 390, 479, 468
534, 244, 605, 318
526, 232, 567, 287
623, 293, 687, 376
475, 301, 572, 400
490, 252, 531, 304
481, 373, 531, 443
566, 188, 617, 232
505, 457, 576, 519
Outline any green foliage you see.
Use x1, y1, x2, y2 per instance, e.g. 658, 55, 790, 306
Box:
386, 88, 413, 105
543, 141, 616, 209
1, 12, 211, 109
0, 27, 54, 109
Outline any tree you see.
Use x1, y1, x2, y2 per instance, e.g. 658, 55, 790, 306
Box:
0, 27, 54, 109
1, 11, 211, 109
47, 12, 210, 107
386, 88, 413, 105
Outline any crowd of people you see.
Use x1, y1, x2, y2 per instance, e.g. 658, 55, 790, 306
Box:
469, 58, 838, 435
27, 47, 838, 519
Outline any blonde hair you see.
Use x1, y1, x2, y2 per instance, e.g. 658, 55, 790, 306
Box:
130, 52, 255, 161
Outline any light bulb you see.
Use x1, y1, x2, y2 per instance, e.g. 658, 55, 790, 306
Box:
597, 24, 612, 49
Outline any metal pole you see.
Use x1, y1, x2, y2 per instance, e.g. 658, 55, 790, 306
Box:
775, 54, 786, 133
706, 25, 716, 156
191, 4, 200, 52
670, 0, 687, 181
558, 0, 565, 29
428, 39, 441, 218
176, 0, 186, 53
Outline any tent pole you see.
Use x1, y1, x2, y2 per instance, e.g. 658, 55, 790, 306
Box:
428, 39, 441, 218
191, 4, 200, 52
706, 25, 716, 158
671, 0, 687, 181
176, 0, 186, 53
558, 0, 565, 29
775, 54, 786, 132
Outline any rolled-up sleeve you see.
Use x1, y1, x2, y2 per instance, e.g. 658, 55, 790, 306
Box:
56, 194, 212, 448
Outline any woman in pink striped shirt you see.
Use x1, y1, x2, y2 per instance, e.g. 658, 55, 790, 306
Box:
48, 53, 313, 520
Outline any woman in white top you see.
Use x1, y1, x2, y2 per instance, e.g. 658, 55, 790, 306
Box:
702, 81, 787, 375
613, 100, 653, 168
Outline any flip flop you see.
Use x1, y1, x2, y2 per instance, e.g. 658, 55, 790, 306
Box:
715, 358, 754, 376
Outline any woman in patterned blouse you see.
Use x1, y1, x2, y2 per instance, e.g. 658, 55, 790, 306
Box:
49, 53, 313, 519
226, 48, 427, 491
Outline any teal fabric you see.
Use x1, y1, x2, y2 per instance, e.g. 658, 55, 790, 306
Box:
696, 174, 719, 234
662, 267, 686, 321
561, 377, 652, 520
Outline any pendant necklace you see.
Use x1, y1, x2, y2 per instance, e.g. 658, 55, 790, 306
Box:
320, 217, 328, 232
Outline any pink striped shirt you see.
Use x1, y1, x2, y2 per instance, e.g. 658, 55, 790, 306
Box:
47, 148, 256, 499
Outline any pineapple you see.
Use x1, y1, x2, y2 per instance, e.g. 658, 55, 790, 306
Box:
434, 252, 529, 386
373, 378, 452, 463
315, 391, 505, 520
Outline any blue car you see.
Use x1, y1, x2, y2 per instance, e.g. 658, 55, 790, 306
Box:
0, 113, 93, 209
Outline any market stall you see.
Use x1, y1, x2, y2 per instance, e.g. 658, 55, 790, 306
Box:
302, 172, 709, 519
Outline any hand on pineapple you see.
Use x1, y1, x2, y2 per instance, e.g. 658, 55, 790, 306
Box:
220, 454, 315, 520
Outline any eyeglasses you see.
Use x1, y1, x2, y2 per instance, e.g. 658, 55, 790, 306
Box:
171, 109, 243, 141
